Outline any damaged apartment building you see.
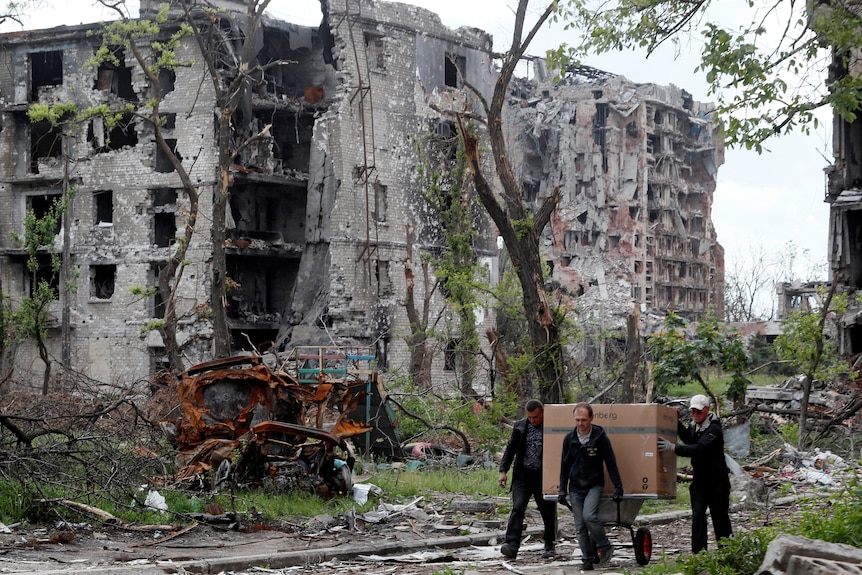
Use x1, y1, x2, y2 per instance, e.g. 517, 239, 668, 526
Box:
827, 41, 862, 358
510, 66, 725, 328
0, 0, 724, 389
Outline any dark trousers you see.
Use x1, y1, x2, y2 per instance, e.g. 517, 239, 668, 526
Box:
505, 468, 557, 548
690, 476, 732, 553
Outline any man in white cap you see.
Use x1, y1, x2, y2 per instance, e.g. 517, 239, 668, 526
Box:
657, 394, 732, 553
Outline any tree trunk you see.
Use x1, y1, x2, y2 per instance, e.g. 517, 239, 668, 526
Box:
403, 226, 434, 390
211, 117, 233, 358
457, 1, 563, 404
621, 302, 640, 402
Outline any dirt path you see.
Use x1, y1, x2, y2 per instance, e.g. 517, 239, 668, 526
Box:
0, 498, 775, 574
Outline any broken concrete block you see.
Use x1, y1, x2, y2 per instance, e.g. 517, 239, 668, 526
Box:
756, 534, 862, 575
786, 557, 862, 575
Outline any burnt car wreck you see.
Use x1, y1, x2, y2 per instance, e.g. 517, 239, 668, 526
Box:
162, 350, 377, 498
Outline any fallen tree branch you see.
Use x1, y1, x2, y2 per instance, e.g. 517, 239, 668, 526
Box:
131, 522, 198, 547
38, 499, 119, 523
385, 396, 472, 454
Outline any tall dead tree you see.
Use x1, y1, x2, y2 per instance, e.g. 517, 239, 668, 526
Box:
458, 0, 563, 403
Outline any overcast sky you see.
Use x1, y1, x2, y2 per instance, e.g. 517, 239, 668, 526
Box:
10, 0, 831, 281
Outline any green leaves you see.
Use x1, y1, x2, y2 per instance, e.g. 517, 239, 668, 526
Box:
647, 308, 750, 398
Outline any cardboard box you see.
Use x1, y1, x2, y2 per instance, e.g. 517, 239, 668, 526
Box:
543, 403, 677, 499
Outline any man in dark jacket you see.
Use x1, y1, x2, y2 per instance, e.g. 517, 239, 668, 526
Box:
498, 399, 557, 560
658, 394, 732, 553
558, 402, 623, 570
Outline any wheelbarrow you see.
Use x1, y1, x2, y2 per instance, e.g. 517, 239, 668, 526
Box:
558, 496, 653, 565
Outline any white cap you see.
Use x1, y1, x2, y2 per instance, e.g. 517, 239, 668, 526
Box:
690, 394, 710, 410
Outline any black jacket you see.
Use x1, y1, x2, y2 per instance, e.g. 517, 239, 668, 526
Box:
499, 417, 540, 479
559, 424, 623, 495
676, 412, 729, 482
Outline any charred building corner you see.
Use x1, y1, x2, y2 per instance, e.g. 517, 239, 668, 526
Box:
0, 0, 725, 389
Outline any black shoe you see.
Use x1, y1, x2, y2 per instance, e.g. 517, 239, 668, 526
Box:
581, 560, 595, 571
597, 544, 614, 564
541, 543, 555, 559
501, 543, 518, 559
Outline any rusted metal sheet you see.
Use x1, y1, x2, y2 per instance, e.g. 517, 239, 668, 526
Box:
168, 353, 373, 497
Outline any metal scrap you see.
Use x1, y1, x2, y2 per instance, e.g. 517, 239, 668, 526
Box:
164, 353, 375, 497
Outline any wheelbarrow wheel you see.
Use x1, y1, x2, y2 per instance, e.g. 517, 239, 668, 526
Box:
633, 526, 652, 565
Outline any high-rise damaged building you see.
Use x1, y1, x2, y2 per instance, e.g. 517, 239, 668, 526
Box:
0, 0, 724, 389
511, 68, 725, 325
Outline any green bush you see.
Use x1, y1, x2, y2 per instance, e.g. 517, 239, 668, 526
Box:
794, 481, 862, 547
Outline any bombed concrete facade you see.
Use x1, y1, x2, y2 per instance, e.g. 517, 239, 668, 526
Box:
827, 42, 862, 356
510, 67, 725, 326
0, 0, 725, 388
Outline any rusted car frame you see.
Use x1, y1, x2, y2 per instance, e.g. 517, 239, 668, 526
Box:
167, 354, 372, 497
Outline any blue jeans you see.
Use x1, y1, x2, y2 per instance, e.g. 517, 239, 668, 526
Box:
568, 486, 610, 561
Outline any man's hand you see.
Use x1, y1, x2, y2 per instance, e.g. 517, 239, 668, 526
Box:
498, 471, 508, 488
612, 487, 623, 502
558, 492, 571, 509
657, 437, 675, 453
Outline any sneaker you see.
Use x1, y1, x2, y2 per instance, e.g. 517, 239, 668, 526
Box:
597, 544, 614, 564
581, 560, 595, 571
541, 543, 555, 559
501, 543, 518, 559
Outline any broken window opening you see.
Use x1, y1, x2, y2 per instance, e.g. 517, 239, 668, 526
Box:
845, 209, 862, 288
374, 181, 387, 222
28, 192, 62, 236
629, 206, 640, 220
634, 260, 643, 274
365, 32, 386, 71
158, 68, 176, 95
376, 260, 391, 296
593, 103, 609, 172
266, 111, 313, 174
151, 264, 165, 319
155, 139, 182, 173
20, 254, 59, 297
444, 339, 459, 371
444, 53, 465, 88
647, 134, 661, 156
160, 113, 176, 130
94, 47, 137, 101
226, 256, 296, 323
94, 190, 113, 225
152, 188, 178, 248
30, 50, 63, 101
30, 120, 62, 173
90, 264, 116, 300
231, 328, 279, 353
608, 235, 620, 248
90, 113, 138, 152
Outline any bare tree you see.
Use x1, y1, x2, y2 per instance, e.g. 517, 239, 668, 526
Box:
724, 242, 779, 322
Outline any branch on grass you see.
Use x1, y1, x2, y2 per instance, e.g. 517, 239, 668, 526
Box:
385, 395, 472, 455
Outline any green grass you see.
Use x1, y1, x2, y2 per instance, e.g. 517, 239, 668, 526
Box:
362, 465, 501, 502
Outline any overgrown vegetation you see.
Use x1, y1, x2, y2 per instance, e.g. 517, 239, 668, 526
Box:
635, 480, 862, 575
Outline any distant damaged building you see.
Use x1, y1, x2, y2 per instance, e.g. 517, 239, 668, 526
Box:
0, 0, 724, 389
507, 66, 725, 327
